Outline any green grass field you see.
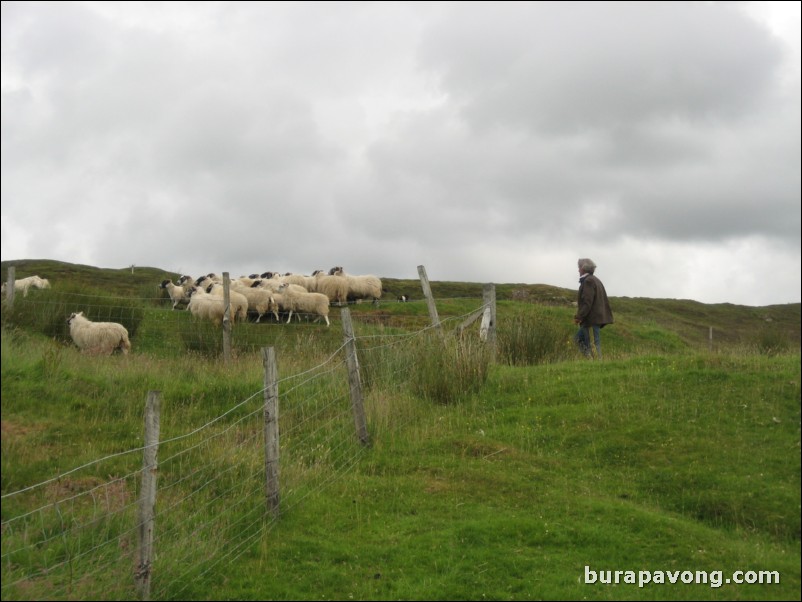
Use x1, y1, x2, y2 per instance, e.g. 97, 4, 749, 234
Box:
1, 259, 800, 600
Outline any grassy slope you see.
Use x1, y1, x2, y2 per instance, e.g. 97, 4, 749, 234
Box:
1, 259, 800, 600
4, 258, 799, 350
208, 355, 801, 601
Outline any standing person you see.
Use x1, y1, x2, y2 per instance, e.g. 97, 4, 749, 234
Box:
573, 258, 614, 359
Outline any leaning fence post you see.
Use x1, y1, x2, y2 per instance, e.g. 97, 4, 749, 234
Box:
5, 266, 15, 308
222, 272, 232, 363
417, 265, 442, 334
262, 347, 280, 518
340, 308, 370, 446
482, 284, 497, 361
136, 391, 161, 601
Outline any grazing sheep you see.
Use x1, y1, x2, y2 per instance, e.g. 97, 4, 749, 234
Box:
310, 269, 348, 306
2, 275, 51, 297
252, 279, 307, 296
277, 283, 330, 326
231, 280, 278, 323
267, 290, 298, 323
279, 272, 312, 290
398, 294, 410, 302
329, 267, 382, 304
66, 312, 131, 355
160, 279, 190, 310
186, 286, 229, 326
204, 282, 249, 323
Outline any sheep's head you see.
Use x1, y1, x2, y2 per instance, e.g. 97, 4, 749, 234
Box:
66, 311, 83, 325
251, 280, 262, 288
160, 279, 171, 289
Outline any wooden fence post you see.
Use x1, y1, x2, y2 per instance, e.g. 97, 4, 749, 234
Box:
417, 265, 442, 334
340, 308, 370, 446
136, 391, 161, 601
262, 347, 280, 518
222, 272, 232, 363
5, 266, 15, 308
482, 284, 497, 360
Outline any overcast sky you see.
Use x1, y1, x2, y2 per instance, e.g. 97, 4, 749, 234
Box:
2, 1, 800, 306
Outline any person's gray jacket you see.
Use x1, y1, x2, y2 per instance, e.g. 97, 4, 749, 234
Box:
575, 274, 614, 328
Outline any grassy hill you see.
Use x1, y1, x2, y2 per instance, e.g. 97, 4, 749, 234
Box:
3, 258, 799, 350
1, 258, 800, 601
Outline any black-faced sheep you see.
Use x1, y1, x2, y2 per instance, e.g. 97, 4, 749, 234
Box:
186, 286, 229, 326
277, 283, 330, 326
2, 275, 51, 297
204, 283, 249, 323
66, 312, 131, 355
160, 279, 190, 310
230, 280, 278, 323
329, 267, 382, 304
310, 270, 348, 306
279, 273, 312, 289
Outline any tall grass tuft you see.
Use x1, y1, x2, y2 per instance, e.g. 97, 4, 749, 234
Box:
405, 332, 491, 404
754, 323, 791, 356
496, 307, 573, 365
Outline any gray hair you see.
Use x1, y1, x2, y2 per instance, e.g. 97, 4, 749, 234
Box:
577, 258, 597, 274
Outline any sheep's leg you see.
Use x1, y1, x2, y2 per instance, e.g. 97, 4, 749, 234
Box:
286, 310, 293, 324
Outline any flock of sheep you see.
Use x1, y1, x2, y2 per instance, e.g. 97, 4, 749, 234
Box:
3, 267, 383, 356
161, 268, 383, 328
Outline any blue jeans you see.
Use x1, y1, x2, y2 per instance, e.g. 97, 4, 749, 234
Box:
574, 325, 601, 359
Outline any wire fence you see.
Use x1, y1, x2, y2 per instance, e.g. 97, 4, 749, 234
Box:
1, 286, 492, 600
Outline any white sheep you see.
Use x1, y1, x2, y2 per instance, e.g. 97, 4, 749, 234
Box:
310, 270, 348, 306
279, 272, 312, 290
252, 279, 308, 295
66, 312, 131, 355
266, 290, 297, 323
2, 275, 51, 297
204, 282, 249, 323
186, 287, 229, 326
329, 267, 382, 304
277, 283, 330, 326
160, 279, 190, 310
230, 280, 278, 323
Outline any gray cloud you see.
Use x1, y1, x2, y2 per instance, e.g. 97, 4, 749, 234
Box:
1, 1, 799, 306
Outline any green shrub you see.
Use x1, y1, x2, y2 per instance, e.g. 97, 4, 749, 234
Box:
754, 323, 791, 356
497, 308, 573, 365
407, 332, 491, 405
